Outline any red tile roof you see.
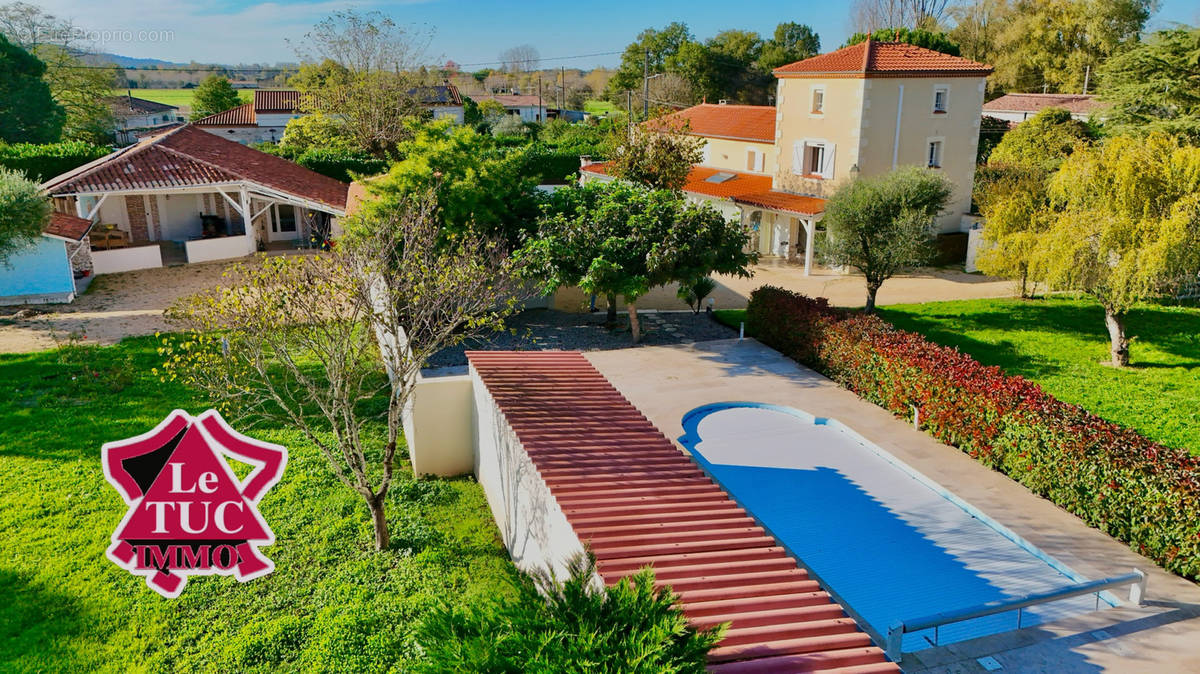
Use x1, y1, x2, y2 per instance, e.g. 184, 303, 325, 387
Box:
982, 92, 1102, 116
253, 89, 303, 113
467, 351, 897, 672
43, 212, 94, 241
41, 125, 349, 211
192, 102, 257, 127
108, 95, 177, 116
647, 104, 776, 143
775, 39, 992, 78
581, 163, 825, 216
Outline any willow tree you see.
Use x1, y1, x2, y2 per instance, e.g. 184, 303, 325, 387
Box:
163, 191, 523, 550
1029, 134, 1200, 366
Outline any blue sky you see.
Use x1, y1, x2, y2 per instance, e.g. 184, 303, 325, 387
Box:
31, 0, 1200, 67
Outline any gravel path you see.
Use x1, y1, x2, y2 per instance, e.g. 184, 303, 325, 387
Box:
426, 309, 738, 369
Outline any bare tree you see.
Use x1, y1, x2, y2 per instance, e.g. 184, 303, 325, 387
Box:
499, 44, 540, 73
291, 10, 437, 155
849, 0, 950, 32
291, 9, 432, 75
163, 191, 523, 551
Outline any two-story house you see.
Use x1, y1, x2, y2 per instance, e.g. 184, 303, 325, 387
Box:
582, 39, 992, 274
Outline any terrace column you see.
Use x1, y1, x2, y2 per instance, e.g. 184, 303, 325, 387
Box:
239, 186, 253, 254
803, 219, 815, 276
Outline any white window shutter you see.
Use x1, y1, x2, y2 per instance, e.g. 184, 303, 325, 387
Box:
792, 142, 804, 174
756, 151, 765, 172
702, 142, 711, 165
821, 143, 836, 179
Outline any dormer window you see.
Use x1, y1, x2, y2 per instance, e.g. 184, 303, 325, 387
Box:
933, 87, 949, 114
811, 88, 824, 114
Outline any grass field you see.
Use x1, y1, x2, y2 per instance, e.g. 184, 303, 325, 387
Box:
0, 337, 517, 672
115, 89, 253, 110
878, 298, 1200, 454
583, 99, 617, 116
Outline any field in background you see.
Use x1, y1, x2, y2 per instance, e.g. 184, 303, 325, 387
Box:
113, 89, 253, 111
583, 99, 617, 116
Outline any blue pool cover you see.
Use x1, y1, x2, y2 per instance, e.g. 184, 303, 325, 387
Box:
679, 402, 1108, 652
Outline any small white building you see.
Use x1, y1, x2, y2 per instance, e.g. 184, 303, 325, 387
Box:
109, 94, 185, 146
194, 85, 466, 145
981, 93, 1103, 124
472, 94, 549, 123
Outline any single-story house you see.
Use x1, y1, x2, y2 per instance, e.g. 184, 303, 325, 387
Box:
472, 94, 555, 123
194, 85, 465, 145
981, 93, 1104, 123
109, 93, 186, 146
38, 124, 349, 278
0, 212, 94, 305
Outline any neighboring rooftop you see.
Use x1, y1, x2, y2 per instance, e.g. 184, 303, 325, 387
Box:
43, 212, 94, 241
982, 92, 1103, 116
582, 162, 825, 216
647, 104, 776, 143
472, 93, 546, 108
40, 125, 350, 211
468, 350, 898, 672
194, 84, 463, 127
774, 39, 992, 78
107, 94, 177, 117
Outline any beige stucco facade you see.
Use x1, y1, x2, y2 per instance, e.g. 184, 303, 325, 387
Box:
699, 136, 775, 174
773, 74, 986, 232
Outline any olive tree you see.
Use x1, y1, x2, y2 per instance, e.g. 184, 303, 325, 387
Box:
162, 190, 523, 550
817, 166, 953, 312
0, 167, 49, 264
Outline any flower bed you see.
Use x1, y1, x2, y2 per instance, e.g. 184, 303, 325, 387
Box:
747, 285, 1200, 579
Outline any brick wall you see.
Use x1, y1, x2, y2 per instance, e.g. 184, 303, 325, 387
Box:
125, 195, 149, 243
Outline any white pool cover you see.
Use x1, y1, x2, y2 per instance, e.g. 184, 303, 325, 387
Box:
678, 403, 1107, 653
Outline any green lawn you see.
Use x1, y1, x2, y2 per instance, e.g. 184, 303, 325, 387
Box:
0, 337, 517, 672
877, 298, 1200, 454
115, 89, 253, 110
583, 99, 617, 116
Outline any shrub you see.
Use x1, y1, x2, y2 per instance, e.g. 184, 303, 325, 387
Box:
518, 143, 582, 184
252, 144, 388, 183
415, 554, 724, 673
747, 285, 1200, 579
0, 141, 110, 182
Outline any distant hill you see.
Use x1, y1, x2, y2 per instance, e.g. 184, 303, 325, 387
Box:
87, 53, 186, 68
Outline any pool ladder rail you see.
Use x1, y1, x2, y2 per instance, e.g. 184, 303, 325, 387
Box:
884, 569, 1147, 661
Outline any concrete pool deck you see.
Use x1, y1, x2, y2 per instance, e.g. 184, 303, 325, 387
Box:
585, 338, 1200, 673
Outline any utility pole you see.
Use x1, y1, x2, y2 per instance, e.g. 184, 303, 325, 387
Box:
643, 49, 650, 120
560, 66, 566, 110
626, 90, 633, 139
538, 76, 544, 122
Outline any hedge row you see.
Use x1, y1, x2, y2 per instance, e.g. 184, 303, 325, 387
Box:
518, 147, 584, 185
747, 285, 1200, 579
0, 141, 111, 182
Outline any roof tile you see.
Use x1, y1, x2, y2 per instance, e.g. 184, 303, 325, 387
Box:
775, 39, 992, 77
41, 126, 349, 211
647, 104, 776, 143
982, 92, 1102, 115
43, 212, 94, 241
581, 163, 825, 215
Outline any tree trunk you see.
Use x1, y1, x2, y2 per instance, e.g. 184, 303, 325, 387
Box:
865, 281, 882, 314
1019, 265, 1029, 299
1104, 306, 1130, 367
628, 300, 641, 343
368, 494, 389, 551
605, 293, 617, 325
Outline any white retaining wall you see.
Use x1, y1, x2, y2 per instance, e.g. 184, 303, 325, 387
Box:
185, 234, 254, 264
403, 374, 475, 477
471, 365, 589, 580
91, 245, 163, 275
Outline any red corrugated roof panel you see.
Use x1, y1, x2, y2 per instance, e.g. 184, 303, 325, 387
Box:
468, 350, 898, 672
775, 39, 992, 78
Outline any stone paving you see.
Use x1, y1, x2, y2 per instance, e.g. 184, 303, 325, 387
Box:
586, 339, 1200, 674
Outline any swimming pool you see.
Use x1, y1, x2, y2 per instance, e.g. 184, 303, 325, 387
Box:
678, 402, 1111, 653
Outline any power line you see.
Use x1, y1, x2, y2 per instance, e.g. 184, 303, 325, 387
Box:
42, 49, 624, 73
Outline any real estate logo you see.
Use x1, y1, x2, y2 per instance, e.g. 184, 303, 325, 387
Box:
102, 410, 287, 598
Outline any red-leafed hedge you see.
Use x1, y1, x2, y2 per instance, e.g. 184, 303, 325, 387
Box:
747, 285, 1200, 579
